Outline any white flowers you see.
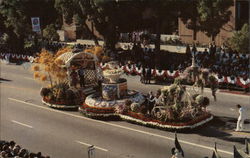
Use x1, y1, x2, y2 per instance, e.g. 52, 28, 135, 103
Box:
119, 114, 213, 130
103, 69, 124, 76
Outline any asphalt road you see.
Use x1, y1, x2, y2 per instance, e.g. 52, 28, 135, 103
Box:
0, 63, 249, 158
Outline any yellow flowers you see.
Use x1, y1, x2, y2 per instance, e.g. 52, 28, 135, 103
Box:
55, 47, 72, 58
84, 46, 104, 61
55, 59, 64, 65
31, 47, 70, 86
40, 74, 47, 81
32, 65, 40, 71
34, 72, 40, 79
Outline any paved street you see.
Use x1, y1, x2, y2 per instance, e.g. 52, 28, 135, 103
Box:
0, 63, 250, 158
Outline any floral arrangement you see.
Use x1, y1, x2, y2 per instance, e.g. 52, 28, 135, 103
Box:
79, 82, 212, 130
130, 102, 140, 113
41, 82, 83, 106
103, 69, 124, 76
32, 47, 71, 87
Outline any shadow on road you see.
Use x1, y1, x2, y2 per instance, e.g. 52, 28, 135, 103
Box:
0, 78, 12, 82
193, 116, 250, 144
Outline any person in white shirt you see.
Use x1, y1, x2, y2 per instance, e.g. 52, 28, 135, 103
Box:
236, 104, 247, 131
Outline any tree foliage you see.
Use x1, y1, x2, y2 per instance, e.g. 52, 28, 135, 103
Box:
0, 0, 60, 51
43, 24, 59, 41
197, 0, 233, 41
180, 0, 233, 42
180, 0, 201, 41
226, 24, 249, 54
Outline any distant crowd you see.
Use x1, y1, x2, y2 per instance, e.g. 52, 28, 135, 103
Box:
116, 42, 250, 80
0, 140, 50, 158
1, 41, 249, 79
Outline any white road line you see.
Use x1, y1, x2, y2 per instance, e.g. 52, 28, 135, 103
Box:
75, 140, 108, 152
8, 97, 233, 155
11, 120, 33, 129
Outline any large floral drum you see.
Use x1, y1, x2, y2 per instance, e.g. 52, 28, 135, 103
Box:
102, 80, 127, 100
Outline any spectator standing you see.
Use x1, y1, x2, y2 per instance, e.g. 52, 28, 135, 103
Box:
191, 43, 197, 55
185, 44, 191, 59
146, 67, 152, 84
141, 66, 146, 83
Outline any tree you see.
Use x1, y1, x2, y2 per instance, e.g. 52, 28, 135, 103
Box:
180, 0, 201, 41
43, 24, 59, 41
55, 0, 181, 55
148, 0, 182, 54
55, 0, 100, 45
0, 0, 61, 51
226, 24, 249, 54
197, 0, 233, 41
0, 0, 31, 51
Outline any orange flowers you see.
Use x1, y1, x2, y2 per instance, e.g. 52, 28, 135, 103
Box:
31, 47, 70, 86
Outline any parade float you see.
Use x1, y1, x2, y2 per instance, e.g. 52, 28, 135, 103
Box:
33, 47, 103, 109
79, 61, 145, 119
119, 82, 213, 131
34, 46, 213, 130
79, 59, 213, 131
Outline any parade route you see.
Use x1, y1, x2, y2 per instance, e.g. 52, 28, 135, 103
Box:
1, 63, 249, 158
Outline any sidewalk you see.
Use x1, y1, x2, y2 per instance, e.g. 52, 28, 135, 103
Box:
74, 39, 206, 53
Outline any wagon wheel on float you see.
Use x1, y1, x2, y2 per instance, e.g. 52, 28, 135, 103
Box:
192, 83, 201, 94
151, 106, 167, 119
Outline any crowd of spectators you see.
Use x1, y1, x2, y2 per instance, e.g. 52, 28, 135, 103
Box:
180, 43, 250, 79
116, 42, 250, 79
1, 39, 249, 79
0, 140, 50, 158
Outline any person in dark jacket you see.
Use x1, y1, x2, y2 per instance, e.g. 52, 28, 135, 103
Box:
146, 67, 152, 84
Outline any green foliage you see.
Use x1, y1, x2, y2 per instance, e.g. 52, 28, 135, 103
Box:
179, 0, 201, 40
226, 24, 249, 54
0, 0, 61, 50
197, 0, 233, 41
181, 0, 233, 41
43, 24, 59, 41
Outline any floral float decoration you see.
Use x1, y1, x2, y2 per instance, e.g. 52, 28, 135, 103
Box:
32, 47, 83, 109
80, 74, 213, 131
117, 81, 213, 131
79, 61, 146, 119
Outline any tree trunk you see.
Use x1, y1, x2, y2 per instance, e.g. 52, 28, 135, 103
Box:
79, 1, 99, 46
17, 35, 25, 53
155, 18, 161, 55
82, 21, 99, 46
193, 29, 197, 41
103, 36, 116, 56
192, 19, 197, 41
211, 34, 215, 42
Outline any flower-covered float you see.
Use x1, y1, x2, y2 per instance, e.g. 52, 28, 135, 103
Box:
114, 76, 213, 131
80, 61, 213, 131
179, 56, 219, 101
33, 47, 103, 109
79, 61, 145, 119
